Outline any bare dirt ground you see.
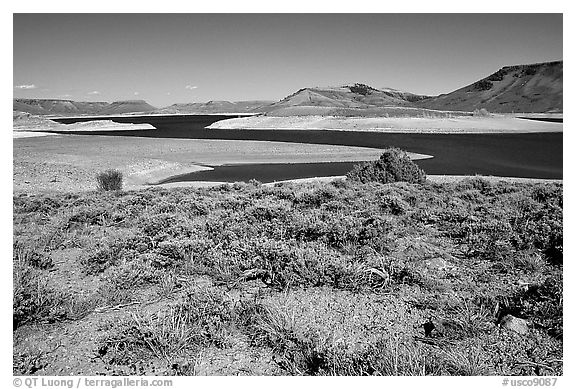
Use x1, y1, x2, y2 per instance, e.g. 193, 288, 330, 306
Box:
13, 134, 393, 193
208, 115, 562, 133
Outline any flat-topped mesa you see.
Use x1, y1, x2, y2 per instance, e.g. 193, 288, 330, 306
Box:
417, 60, 563, 113
90, 100, 157, 115
500, 60, 563, 73
110, 99, 149, 104
13, 98, 157, 116
13, 98, 110, 116
156, 100, 274, 114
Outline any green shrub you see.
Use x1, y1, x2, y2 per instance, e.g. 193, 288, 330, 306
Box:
487, 69, 507, 81
347, 148, 426, 184
80, 232, 145, 274
473, 80, 493, 91
64, 207, 112, 229
348, 83, 375, 96
455, 176, 492, 193
508, 276, 563, 339
13, 261, 68, 328
96, 169, 123, 191
13, 241, 53, 270
473, 108, 491, 117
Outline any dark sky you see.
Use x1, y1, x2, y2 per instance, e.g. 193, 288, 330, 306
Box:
13, 13, 563, 107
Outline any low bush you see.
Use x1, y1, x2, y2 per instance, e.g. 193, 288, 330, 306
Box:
96, 169, 123, 191
473, 80, 493, 91
79, 231, 146, 275
473, 108, 491, 117
508, 276, 563, 339
13, 241, 53, 270
347, 148, 426, 184
348, 83, 375, 96
13, 261, 68, 328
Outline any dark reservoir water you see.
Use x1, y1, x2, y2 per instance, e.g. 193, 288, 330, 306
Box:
49, 116, 563, 182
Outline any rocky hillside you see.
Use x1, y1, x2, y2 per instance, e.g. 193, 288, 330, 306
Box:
417, 61, 563, 113
13, 99, 157, 116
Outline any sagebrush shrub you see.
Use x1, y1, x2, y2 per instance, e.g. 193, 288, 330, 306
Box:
347, 148, 426, 184
13, 261, 68, 328
96, 169, 123, 191
473, 108, 491, 117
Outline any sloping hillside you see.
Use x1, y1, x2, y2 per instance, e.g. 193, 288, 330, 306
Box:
13, 99, 157, 116
417, 61, 563, 113
379, 87, 431, 103
157, 100, 274, 114
97, 100, 157, 115
261, 84, 414, 115
13, 99, 110, 116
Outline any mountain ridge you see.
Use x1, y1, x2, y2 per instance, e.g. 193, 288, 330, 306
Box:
13, 60, 562, 116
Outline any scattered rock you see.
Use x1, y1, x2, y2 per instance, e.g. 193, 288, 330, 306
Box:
423, 257, 448, 271
500, 314, 529, 334
423, 317, 464, 337
136, 243, 149, 253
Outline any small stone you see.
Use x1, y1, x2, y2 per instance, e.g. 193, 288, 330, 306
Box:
136, 243, 148, 252
423, 257, 448, 271
500, 314, 529, 334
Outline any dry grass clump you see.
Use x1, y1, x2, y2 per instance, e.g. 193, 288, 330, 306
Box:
237, 289, 494, 375
96, 169, 123, 191
99, 286, 234, 366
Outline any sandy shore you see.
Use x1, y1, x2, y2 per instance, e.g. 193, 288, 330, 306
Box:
13, 131, 58, 139
208, 115, 562, 134
13, 134, 388, 193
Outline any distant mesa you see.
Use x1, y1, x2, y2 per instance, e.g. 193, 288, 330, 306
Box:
156, 100, 274, 114
13, 99, 110, 116
13, 61, 562, 117
98, 100, 157, 115
13, 98, 157, 116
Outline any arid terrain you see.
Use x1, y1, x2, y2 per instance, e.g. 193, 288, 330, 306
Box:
13, 177, 563, 376
13, 59, 563, 377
